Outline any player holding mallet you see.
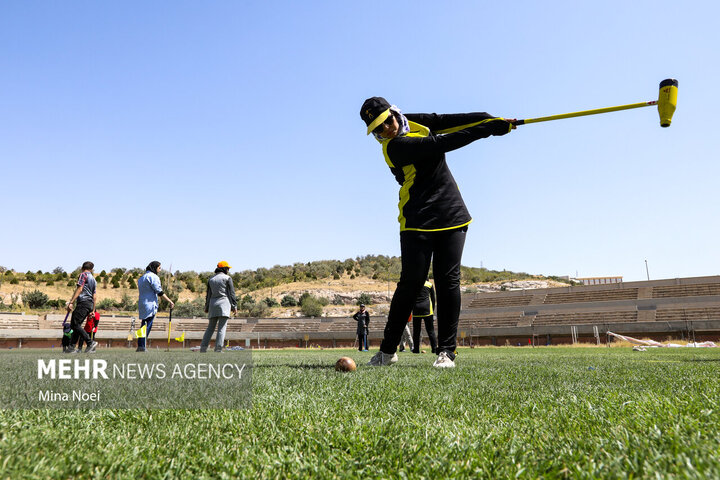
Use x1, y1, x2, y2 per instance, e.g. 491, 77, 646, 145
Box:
360, 97, 514, 368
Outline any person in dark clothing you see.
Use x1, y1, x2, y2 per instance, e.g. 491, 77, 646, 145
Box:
361, 97, 514, 368
353, 304, 370, 351
61, 314, 73, 353
65, 261, 98, 353
412, 280, 438, 354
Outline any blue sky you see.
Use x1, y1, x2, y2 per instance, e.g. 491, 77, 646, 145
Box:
1, 1, 718, 281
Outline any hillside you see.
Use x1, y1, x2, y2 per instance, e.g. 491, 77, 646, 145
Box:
0, 257, 572, 317
0, 274, 569, 318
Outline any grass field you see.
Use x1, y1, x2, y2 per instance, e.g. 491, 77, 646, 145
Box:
1, 346, 719, 479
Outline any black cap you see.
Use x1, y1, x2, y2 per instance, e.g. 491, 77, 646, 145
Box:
360, 97, 391, 134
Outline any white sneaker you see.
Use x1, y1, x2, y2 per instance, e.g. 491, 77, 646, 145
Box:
433, 351, 455, 368
367, 351, 398, 366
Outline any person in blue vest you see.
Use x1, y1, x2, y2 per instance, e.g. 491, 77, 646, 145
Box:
412, 280, 437, 354
360, 97, 514, 368
137, 261, 174, 352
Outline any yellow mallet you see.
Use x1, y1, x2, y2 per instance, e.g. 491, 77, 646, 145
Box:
515, 79, 678, 128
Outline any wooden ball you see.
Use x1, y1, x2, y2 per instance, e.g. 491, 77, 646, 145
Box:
335, 356, 357, 372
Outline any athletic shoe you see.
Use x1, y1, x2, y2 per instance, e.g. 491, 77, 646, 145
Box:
85, 341, 98, 353
367, 351, 398, 366
433, 351, 455, 368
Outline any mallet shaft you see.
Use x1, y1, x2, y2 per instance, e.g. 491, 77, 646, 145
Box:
516, 100, 657, 125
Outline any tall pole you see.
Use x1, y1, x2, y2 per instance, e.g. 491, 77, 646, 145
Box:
645, 260, 650, 281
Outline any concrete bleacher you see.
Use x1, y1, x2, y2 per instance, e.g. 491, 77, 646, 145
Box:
458, 313, 523, 329
652, 284, 720, 298
542, 288, 639, 304
460, 275, 720, 343
467, 295, 535, 309
655, 306, 720, 322
0, 314, 40, 329
534, 310, 637, 326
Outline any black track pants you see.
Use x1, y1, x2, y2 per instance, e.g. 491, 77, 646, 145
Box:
380, 227, 466, 358
69, 300, 93, 346
412, 316, 437, 353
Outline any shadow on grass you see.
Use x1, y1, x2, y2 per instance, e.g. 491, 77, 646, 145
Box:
256, 363, 335, 370
256, 363, 437, 370
683, 358, 720, 363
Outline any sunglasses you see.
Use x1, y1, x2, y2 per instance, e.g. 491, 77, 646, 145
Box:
373, 114, 395, 135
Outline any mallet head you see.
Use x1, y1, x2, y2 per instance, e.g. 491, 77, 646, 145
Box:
658, 79, 678, 127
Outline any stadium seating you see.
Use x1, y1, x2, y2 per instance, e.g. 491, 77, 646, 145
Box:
652, 284, 720, 298
542, 288, 639, 304
467, 295, 535, 308
533, 310, 637, 326
2, 276, 719, 346
655, 306, 720, 322
0, 316, 40, 329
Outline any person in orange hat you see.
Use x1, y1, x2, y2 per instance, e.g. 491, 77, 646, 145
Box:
200, 261, 237, 352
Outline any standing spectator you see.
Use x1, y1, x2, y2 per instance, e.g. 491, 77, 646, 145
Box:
201, 261, 237, 353
65, 261, 98, 353
360, 97, 514, 368
353, 304, 370, 351
412, 280, 438, 354
137, 261, 174, 352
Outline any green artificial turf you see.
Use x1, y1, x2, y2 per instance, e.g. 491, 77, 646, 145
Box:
1, 347, 718, 479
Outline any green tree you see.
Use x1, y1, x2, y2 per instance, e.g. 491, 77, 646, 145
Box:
23, 289, 49, 309
97, 298, 118, 311
298, 292, 312, 306
281, 295, 297, 307
264, 297, 279, 307
160, 290, 179, 312
118, 293, 138, 311
300, 297, 323, 317
357, 293, 372, 306
173, 297, 206, 318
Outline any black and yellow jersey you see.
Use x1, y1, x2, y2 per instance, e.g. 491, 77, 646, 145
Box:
412, 281, 436, 318
380, 112, 511, 232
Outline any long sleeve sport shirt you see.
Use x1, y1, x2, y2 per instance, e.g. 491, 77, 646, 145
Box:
381, 113, 510, 232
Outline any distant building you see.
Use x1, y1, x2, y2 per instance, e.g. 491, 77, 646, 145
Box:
575, 276, 623, 286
